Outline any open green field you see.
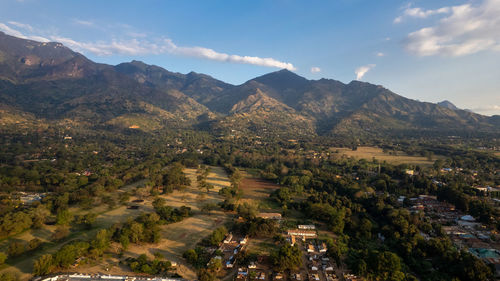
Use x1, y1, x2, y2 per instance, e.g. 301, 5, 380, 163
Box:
245, 238, 279, 256
0, 179, 151, 280
0, 166, 283, 280
331, 146, 444, 166
69, 166, 233, 280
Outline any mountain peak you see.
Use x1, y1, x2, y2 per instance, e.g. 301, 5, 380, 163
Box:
437, 100, 459, 110
255, 69, 308, 82
249, 69, 309, 96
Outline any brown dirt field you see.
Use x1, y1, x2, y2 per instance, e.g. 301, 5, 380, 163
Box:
331, 146, 444, 166
239, 172, 281, 211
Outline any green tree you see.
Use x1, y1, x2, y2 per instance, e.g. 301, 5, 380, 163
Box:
120, 234, 130, 250
198, 268, 216, 281
27, 238, 42, 251
31, 205, 50, 229
272, 244, 302, 271
237, 202, 258, 220
91, 229, 111, 253
33, 254, 53, 276
0, 252, 7, 265
152, 197, 166, 209
129, 222, 144, 243
52, 226, 70, 241
208, 226, 227, 246
183, 249, 198, 265
7, 241, 25, 258
208, 257, 222, 272
56, 209, 73, 225
0, 272, 18, 281
77, 212, 97, 229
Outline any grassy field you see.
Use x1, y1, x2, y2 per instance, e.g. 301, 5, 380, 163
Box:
0, 166, 281, 280
105, 166, 233, 280
239, 171, 281, 211
331, 146, 444, 166
245, 239, 279, 256
238, 171, 283, 257
0, 179, 151, 280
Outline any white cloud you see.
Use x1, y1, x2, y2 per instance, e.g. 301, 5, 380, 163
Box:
403, 0, 500, 57
162, 39, 296, 70
355, 64, 375, 80
470, 104, 500, 115
0, 23, 49, 42
0, 23, 27, 38
73, 19, 94, 27
310, 67, 321, 73
7, 21, 33, 31
376, 52, 385, 57
0, 21, 296, 70
394, 6, 451, 23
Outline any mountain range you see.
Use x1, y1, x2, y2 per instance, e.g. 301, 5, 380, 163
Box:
1, 31, 499, 137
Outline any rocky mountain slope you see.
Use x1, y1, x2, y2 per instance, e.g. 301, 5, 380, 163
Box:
0, 31, 498, 136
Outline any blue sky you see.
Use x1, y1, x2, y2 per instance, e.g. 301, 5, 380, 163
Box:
1, 0, 499, 115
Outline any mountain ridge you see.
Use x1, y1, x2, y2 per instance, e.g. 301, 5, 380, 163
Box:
0, 31, 498, 137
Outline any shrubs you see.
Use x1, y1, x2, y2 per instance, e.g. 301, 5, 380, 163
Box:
154, 205, 192, 223
51, 226, 70, 241
125, 254, 172, 274
33, 254, 54, 276
236, 218, 277, 238
183, 247, 209, 269
32, 229, 110, 276
112, 206, 191, 247
0, 272, 19, 281
7, 241, 25, 258
205, 226, 227, 247
0, 252, 6, 265
271, 243, 302, 271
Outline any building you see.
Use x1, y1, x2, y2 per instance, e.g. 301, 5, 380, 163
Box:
274, 273, 284, 280
257, 212, 282, 220
298, 225, 316, 230
319, 242, 327, 253
405, 169, 415, 176
307, 244, 315, 253
460, 215, 476, 222
19, 193, 44, 204
288, 229, 317, 239
223, 233, 233, 243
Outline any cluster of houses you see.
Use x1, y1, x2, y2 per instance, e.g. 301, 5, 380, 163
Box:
406, 195, 500, 277
221, 233, 248, 269
15, 191, 45, 204
304, 242, 336, 281
232, 223, 359, 281
288, 225, 350, 281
